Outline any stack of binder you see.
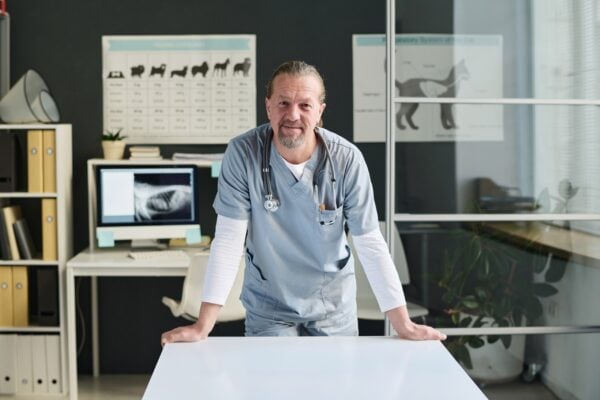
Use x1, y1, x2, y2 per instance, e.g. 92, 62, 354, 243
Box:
129, 146, 162, 160
0, 334, 62, 395
27, 130, 56, 193
0, 266, 28, 327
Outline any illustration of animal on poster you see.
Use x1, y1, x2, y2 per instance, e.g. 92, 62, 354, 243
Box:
102, 35, 256, 144
352, 34, 503, 143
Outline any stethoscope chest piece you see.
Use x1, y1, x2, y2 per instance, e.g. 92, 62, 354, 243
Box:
263, 194, 280, 212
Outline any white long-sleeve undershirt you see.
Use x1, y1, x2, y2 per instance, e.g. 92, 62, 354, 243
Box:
351, 228, 406, 312
202, 216, 406, 313
201, 215, 247, 304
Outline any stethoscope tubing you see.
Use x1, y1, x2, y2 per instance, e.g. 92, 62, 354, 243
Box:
262, 127, 336, 213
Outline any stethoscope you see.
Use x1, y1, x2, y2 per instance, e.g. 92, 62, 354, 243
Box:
262, 128, 337, 220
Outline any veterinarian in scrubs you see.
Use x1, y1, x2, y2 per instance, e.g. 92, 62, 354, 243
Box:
162, 61, 446, 342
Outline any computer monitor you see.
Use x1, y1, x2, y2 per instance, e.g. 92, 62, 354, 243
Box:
95, 164, 201, 248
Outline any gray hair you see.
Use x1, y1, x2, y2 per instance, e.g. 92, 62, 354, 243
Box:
266, 61, 326, 103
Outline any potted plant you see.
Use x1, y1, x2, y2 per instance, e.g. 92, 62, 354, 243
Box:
101, 128, 127, 160
436, 222, 565, 382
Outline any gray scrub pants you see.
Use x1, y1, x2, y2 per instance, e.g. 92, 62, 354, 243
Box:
244, 309, 359, 336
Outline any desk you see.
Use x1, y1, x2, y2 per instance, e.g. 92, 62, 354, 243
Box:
486, 221, 600, 262
142, 337, 485, 400
65, 247, 208, 400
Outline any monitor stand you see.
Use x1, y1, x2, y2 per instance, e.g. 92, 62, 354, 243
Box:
130, 239, 167, 250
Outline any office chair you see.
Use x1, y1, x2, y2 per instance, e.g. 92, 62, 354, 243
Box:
349, 221, 428, 320
162, 253, 246, 322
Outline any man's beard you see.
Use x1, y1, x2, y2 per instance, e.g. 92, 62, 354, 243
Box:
277, 126, 306, 149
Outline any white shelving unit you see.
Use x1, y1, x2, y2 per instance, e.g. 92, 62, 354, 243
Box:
0, 124, 72, 398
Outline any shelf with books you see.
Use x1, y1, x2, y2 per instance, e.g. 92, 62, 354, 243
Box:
0, 124, 71, 397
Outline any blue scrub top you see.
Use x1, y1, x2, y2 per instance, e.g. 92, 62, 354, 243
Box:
213, 123, 379, 322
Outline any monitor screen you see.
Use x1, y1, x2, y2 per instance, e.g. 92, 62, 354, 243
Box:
95, 164, 200, 245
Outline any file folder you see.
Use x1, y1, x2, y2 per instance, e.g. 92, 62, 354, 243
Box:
42, 130, 56, 193
12, 266, 28, 327
45, 335, 61, 394
13, 218, 37, 260
2, 205, 22, 260
41, 199, 57, 261
0, 266, 13, 326
27, 130, 44, 193
31, 335, 48, 394
0, 334, 17, 394
16, 335, 33, 394
0, 133, 17, 192
0, 202, 12, 259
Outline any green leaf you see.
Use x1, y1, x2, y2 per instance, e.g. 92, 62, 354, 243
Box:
475, 287, 487, 300
533, 283, 559, 297
451, 313, 459, 325
500, 335, 512, 348
468, 337, 485, 348
473, 315, 485, 328
454, 344, 473, 369
512, 309, 524, 326
524, 296, 543, 321
545, 261, 567, 283
459, 316, 473, 327
462, 296, 479, 309
487, 335, 500, 344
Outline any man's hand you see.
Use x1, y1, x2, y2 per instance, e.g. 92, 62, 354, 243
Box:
160, 302, 221, 346
386, 305, 447, 341
161, 322, 210, 346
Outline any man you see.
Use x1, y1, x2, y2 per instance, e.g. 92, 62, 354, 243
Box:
161, 61, 445, 342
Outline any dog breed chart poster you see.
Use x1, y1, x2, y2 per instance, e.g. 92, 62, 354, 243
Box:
103, 35, 256, 144
353, 34, 503, 142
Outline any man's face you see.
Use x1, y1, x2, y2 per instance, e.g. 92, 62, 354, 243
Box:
265, 73, 326, 149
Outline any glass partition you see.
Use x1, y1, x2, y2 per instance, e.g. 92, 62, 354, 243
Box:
390, 0, 600, 100
393, 104, 600, 218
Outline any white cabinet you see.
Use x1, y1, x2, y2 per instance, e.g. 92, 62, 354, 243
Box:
0, 124, 72, 398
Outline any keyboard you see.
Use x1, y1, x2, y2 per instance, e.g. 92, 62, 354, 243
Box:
127, 249, 190, 262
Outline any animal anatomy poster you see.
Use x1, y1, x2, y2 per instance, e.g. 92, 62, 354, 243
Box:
102, 35, 256, 144
353, 34, 503, 142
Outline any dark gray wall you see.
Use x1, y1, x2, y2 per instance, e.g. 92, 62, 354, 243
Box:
8, 0, 458, 372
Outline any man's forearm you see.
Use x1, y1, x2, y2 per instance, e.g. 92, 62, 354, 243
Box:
385, 305, 412, 334
193, 302, 223, 337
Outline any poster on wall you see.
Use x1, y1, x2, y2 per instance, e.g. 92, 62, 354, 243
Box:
102, 35, 256, 144
353, 34, 503, 142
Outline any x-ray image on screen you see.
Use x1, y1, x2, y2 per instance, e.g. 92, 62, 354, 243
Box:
133, 173, 193, 222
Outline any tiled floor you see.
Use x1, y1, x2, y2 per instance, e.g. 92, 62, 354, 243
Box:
76, 374, 560, 400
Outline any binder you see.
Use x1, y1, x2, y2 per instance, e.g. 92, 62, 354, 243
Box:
16, 335, 33, 394
0, 334, 18, 394
13, 218, 37, 259
45, 335, 61, 394
42, 130, 56, 193
27, 130, 44, 193
36, 268, 58, 326
2, 205, 22, 260
0, 133, 17, 192
41, 199, 57, 261
12, 266, 29, 327
31, 335, 48, 394
0, 267, 13, 326
0, 203, 12, 259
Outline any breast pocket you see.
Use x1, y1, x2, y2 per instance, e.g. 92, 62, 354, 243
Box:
318, 205, 344, 243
